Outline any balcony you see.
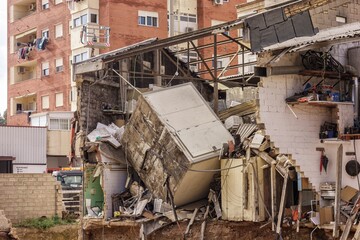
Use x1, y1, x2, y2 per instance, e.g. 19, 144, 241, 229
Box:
10, 93, 37, 116
10, 0, 37, 23
10, 61, 37, 85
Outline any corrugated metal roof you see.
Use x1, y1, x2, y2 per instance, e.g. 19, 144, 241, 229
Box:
262, 22, 360, 52
0, 126, 47, 164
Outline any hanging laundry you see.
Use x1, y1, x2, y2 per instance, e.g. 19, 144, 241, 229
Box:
38, 37, 48, 50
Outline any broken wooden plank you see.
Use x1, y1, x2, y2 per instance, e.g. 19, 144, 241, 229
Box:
297, 191, 302, 233
200, 205, 210, 240
334, 144, 343, 238
185, 208, 198, 235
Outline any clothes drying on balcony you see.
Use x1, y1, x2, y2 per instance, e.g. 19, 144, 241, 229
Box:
17, 46, 33, 60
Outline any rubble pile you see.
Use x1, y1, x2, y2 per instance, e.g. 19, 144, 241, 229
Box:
0, 210, 18, 240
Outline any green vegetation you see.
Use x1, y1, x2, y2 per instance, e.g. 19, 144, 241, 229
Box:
14, 216, 75, 230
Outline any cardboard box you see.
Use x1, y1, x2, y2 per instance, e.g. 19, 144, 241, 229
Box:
341, 186, 358, 202
319, 206, 333, 225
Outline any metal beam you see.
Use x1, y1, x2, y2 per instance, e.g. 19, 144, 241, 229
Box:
214, 34, 218, 114
190, 41, 216, 80
218, 48, 241, 78
221, 33, 251, 51
160, 49, 190, 78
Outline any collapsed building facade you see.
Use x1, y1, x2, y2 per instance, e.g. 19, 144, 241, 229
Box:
74, 0, 360, 239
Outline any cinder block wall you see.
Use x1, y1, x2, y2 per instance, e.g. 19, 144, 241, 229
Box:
0, 174, 63, 223
310, 0, 360, 30
258, 74, 335, 190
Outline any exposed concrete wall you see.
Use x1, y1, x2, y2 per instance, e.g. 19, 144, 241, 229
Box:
78, 80, 120, 133
0, 174, 62, 223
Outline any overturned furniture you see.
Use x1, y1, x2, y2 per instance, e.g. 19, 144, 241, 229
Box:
122, 83, 233, 206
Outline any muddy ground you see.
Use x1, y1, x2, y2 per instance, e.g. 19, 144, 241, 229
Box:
13, 220, 336, 240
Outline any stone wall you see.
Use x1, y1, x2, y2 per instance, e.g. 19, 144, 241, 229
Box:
0, 174, 62, 223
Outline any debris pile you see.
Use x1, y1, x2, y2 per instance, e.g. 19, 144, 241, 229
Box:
0, 210, 18, 240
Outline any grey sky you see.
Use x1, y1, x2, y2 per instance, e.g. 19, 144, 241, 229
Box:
0, 2, 7, 116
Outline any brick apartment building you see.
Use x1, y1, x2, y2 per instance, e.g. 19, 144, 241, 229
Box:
7, 0, 243, 126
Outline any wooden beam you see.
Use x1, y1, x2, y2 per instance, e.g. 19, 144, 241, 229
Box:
271, 163, 277, 231
276, 171, 289, 235
334, 144, 343, 238
297, 191, 302, 233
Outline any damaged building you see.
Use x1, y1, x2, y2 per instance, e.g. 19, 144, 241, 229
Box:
73, 0, 360, 239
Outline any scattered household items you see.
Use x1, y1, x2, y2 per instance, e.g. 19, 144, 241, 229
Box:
319, 122, 338, 139
301, 47, 344, 73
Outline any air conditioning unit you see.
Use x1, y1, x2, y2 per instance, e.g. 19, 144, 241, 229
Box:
160, 66, 165, 75
28, 3, 36, 11
18, 66, 28, 74
214, 0, 224, 5
185, 27, 194, 33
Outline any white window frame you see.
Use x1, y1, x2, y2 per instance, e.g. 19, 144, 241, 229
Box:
55, 24, 63, 38
42, 0, 49, 10
42, 62, 50, 76
55, 0, 63, 4
73, 52, 88, 63
42, 95, 50, 109
49, 118, 71, 130
73, 14, 87, 28
55, 92, 64, 107
42, 29, 49, 39
55, 58, 63, 72
138, 11, 158, 27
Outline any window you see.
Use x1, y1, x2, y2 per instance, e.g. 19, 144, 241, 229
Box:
212, 59, 223, 68
179, 13, 197, 23
49, 119, 70, 130
42, 95, 49, 109
42, 29, 49, 38
16, 104, 23, 113
55, 58, 63, 72
55, 0, 63, 4
73, 52, 88, 63
55, 93, 64, 107
90, 14, 97, 23
73, 14, 87, 28
138, 11, 158, 27
42, 62, 49, 76
336, 16, 347, 23
55, 24, 63, 38
42, 0, 49, 10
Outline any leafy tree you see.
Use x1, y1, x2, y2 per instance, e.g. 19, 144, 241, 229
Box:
0, 110, 6, 125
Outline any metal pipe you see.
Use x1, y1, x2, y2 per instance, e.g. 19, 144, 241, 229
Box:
354, 77, 359, 121
214, 34, 218, 114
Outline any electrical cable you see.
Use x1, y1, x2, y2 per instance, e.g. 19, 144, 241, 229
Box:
186, 163, 246, 172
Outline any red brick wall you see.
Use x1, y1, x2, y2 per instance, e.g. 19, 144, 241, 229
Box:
7, 1, 71, 126
197, 0, 243, 79
100, 0, 168, 52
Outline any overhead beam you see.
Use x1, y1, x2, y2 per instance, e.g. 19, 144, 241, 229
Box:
190, 41, 216, 80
